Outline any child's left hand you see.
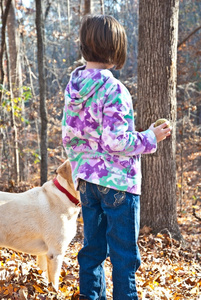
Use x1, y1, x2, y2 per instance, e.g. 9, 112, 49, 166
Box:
149, 122, 172, 143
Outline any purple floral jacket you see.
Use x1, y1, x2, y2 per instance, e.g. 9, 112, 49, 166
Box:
62, 66, 157, 194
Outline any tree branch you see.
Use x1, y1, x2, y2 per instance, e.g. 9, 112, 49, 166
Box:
178, 25, 201, 49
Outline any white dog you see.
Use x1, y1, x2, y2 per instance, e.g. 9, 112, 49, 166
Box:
0, 160, 80, 290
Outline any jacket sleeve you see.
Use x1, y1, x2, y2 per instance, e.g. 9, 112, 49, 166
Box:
100, 83, 157, 156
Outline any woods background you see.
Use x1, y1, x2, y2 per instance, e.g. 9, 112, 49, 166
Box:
0, 0, 200, 185
0, 0, 138, 186
0, 0, 201, 299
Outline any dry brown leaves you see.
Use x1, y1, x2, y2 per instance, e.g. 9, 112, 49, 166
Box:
0, 216, 200, 300
137, 227, 201, 299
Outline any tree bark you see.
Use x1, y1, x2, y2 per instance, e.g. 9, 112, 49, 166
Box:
0, 0, 12, 98
6, 0, 20, 183
35, 0, 48, 185
137, 0, 182, 240
100, 0, 104, 14
84, 0, 92, 15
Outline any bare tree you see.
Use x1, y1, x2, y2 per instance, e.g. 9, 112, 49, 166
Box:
137, 0, 182, 239
0, 0, 12, 99
100, 0, 104, 14
6, 0, 20, 183
84, 0, 93, 14
35, 0, 48, 185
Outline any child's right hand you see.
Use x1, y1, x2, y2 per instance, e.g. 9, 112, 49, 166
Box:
149, 122, 172, 143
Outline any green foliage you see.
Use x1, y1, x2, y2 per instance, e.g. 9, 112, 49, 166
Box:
22, 86, 32, 102
32, 152, 41, 164
1, 86, 32, 124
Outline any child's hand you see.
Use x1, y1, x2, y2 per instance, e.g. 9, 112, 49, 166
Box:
149, 122, 172, 143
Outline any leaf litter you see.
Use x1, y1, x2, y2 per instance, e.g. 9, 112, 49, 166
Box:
0, 213, 200, 299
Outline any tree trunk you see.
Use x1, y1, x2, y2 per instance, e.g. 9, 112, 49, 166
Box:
137, 0, 182, 240
100, 0, 104, 14
84, 0, 92, 15
0, 0, 12, 91
6, 0, 20, 183
35, 0, 48, 185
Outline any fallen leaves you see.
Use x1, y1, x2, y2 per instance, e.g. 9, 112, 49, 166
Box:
0, 248, 65, 299
0, 221, 200, 299
136, 231, 201, 299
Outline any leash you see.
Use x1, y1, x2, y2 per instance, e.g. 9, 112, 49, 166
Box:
53, 178, 81, 207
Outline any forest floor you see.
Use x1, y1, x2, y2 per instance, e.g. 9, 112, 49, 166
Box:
0, 143, 201, 299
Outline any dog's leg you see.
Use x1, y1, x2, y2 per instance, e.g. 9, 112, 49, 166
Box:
46, 252, 64, 290
37, 255, 47, 273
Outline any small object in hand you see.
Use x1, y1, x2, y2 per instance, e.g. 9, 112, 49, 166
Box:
154, 118, 170, 128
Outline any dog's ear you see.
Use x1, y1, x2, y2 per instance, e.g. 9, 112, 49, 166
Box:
56, 160, 73, 184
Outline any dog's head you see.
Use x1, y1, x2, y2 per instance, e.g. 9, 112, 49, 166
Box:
56, 160, 80, 201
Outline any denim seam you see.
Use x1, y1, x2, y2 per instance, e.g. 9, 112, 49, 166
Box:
79, 179, 87, 194
132, 195, 141, 274
132, 196, 137, 255
89, 182, 100, 202
79, 181, 89, 206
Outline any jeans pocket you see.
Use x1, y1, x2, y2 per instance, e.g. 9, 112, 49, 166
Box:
78, 180, 88, 206
103, 190, 126, 207
97, 185, 110, 194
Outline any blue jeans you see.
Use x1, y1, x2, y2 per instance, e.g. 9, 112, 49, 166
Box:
78, 180, 141, 300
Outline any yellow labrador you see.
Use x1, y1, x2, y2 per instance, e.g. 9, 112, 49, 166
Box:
0, 160, 80, 290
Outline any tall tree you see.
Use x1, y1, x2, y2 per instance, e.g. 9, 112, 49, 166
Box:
35, 0, 48, 185
84, 0, 93, 15
6, 0, 20, 183
100, 0, 104, 14
0, 0, 12, 98
137, 0, 182, 239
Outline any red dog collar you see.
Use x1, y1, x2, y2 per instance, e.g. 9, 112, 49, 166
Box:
53, 178, 81, 207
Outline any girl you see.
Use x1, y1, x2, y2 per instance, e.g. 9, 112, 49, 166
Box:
62, 14, 171, 300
